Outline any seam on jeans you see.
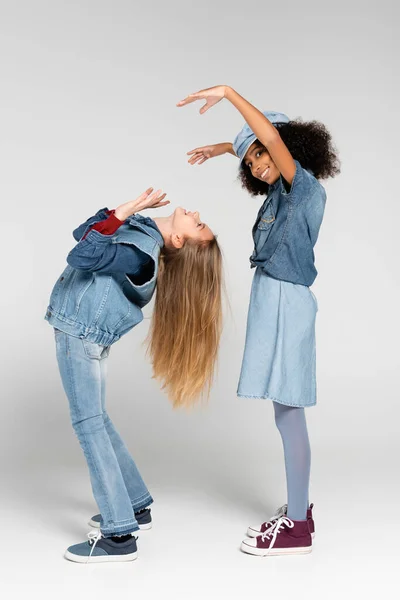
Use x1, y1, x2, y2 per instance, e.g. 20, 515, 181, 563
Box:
130, 493, 153, 509
101, 517, 137, 525
101, 524, 139, 536
65, 335, 114, 522
237, 393, 316, 408
101, 412, 152, 508
131, 491, 152, 503
132, 497, 154, 512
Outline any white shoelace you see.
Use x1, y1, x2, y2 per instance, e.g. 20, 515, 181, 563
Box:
86, 530, 102, 563
272, 504, 288, 521
261, 503, 288, 531
260, 516, 294, 553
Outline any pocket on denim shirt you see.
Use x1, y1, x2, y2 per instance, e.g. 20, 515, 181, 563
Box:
257, 205, 276, 230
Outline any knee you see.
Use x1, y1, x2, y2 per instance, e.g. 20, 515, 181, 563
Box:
273, 402, 288, 432
274, 411, 283, 432
72, 413, 104, 435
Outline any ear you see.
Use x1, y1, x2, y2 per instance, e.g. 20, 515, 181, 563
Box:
171, 233, 184, 249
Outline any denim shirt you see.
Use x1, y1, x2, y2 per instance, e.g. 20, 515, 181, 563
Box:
250, 160, 326, 286
44, 210, 164, 346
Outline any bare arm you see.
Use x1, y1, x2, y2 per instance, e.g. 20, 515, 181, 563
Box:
224, 142, 236, 156
178, 85, 296, 184
187, 142, 236, 166
225, 88, 295, 184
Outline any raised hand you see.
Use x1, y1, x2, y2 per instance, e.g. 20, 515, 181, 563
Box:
187, 143, 233, 165
114, 188, 170, 221
177, 85, 229, 114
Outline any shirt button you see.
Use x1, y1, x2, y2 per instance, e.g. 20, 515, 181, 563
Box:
60, 277, 64, 282
46, 311, 52, 318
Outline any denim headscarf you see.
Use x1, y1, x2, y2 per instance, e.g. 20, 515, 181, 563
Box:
232, 111, 290, 162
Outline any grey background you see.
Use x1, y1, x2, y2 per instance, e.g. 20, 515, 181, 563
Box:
0, 0, 398, 597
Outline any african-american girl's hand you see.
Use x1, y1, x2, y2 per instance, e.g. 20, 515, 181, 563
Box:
186, 143, 234, 165
177, 85, 230, 114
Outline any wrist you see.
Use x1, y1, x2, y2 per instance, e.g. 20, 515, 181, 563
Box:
114, 208, 131, 221
224, 86, 234, 101
222, 142, 235, 156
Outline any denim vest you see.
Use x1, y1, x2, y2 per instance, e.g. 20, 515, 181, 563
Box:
250, 160, 326, 286
45, 213, 163, 346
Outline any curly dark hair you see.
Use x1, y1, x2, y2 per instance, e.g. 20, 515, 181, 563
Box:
238, 120, 341, 196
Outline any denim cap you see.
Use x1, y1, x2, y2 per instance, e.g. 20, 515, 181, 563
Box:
232, 111, 290, 162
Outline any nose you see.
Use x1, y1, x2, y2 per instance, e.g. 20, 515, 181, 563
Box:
193, 211, 199, 219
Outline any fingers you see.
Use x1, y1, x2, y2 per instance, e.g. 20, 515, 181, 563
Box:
148, 191, 169, 206
188, 154, 208, 165
188, 155, 208, 165
136, 187, 154, 201
147, 189, 163, 202
176, 92, 202, 107
199, 103, 210, 115
177, 98, 195, 107
188, 153, 201, 164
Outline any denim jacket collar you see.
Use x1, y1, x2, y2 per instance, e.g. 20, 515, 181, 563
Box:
127, 214, 164, 247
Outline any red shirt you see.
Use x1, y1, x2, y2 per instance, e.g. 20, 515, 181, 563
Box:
82, 210, 124, 239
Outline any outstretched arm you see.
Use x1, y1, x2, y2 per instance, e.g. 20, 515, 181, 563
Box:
68, 188, 169, 273
187, 142, 236, 166
178, 86, 296, 184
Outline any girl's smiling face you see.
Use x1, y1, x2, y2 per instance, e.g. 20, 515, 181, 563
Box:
243, 142, 281, 185
171, 207, 214, 243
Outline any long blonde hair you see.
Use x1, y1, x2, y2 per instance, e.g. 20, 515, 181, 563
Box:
147, 237, 223, 408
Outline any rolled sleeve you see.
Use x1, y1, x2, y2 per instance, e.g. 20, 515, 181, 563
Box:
72, 208, 111, 241
67, 229, 150, 274
279, 160, 308, 204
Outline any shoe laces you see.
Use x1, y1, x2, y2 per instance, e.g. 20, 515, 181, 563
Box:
262, 503, 288, 530
260, 516, 294, 549
86, 530, 102, 563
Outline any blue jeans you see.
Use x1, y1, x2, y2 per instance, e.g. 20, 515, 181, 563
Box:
54, 329, 153, 537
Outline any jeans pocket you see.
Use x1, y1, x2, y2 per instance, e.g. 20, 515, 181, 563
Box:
82, 339, 110, 360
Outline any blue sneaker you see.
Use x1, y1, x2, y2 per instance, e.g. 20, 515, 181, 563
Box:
65, 531, 138, 563
88, 508, 152, 531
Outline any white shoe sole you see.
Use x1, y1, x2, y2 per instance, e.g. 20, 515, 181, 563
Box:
64, 550, 138, 563
247, 527, 315, 539
240, 542, 312, 557
88, 520, 152, 531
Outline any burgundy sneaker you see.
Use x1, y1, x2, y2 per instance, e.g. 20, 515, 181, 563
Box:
247, 504, 287, 538
241, 517, 312, 557
247, 503, 315, 539
307, 503, 315, 538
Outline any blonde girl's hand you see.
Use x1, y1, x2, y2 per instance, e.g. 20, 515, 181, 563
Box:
187, 142, 233, 165
177, 85, 230, 114
114, 188, 170, 221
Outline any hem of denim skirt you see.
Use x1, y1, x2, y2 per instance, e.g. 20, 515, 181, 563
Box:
101, 523, 140, 538
132, 495, 154, 512
237, 393, 316, 408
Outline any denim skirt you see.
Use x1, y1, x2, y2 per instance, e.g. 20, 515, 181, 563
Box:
237, 268, 318, 407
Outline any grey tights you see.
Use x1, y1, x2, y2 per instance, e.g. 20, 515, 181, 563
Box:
273, 401, 311, 521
